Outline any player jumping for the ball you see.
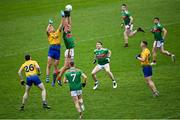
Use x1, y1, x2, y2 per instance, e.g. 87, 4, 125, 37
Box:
136, 41, 159, 97
57, 8, 75, 86
150, 17, 175, 65
63, 62, 87, 119
46, 17, 62, 87
18, 55, 50, 110
121, 4, 145, 47
92, 41, 117, 90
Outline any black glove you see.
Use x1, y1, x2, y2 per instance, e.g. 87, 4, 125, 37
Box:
82, 83, 86, 87
93, 59, 97, 64
64, 10, 70, 17
135, 54, 141, 59
21, 81, 25, 86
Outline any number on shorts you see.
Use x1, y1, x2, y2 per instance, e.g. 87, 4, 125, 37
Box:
25, 64, 34, 72
71, 73, 76, 82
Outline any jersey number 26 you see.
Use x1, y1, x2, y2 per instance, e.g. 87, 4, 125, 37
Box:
25, 64, 34, 72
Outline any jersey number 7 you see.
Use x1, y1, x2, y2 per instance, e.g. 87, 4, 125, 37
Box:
71, 73, 76, 82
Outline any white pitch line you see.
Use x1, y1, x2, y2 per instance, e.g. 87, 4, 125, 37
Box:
0, 21, 179, 58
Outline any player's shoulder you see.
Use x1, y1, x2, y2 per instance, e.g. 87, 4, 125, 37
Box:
125, 10, 130, 15
157, 23, 163, 28
75, 67, 82, 73
103, 48, 109, 51
94, 49, 98, 52
21, 62, 26, 67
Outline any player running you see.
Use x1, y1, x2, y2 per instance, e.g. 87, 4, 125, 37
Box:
63, 62, 87, 119
150, 17, 175, 65
57, 10, 75, 85
121, 4, 145, 47
46, 18, 62, 86
18, 55, 50, 110
92, 41, 117, 90
136, 41, 159, 97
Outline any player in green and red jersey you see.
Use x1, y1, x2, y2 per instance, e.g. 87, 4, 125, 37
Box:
91, 41, 117, 90
63, 62, 87, 119
121, 4, 145, 47
57, 10, 75, 86
150, 17, 175, 65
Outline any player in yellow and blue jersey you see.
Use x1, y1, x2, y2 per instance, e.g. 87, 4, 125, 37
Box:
18, 55, 50, 110
136, 41, 159, 97
46, 18, 63, 86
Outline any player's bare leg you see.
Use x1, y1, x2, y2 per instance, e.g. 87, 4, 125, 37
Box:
151, 46, 157, 65
52, 59, 59, 86
104, 64, 117, 88
160, 46, 175, 62
72, 96, 83, 119
91, 65, 101, 90
38, 83, 50, 109
57, 57, 70, 86
78, 95, 85, 112
46, 57, 53, 83
20, 85, 31, 111
145, 76, 159, 97
124, 27, 144, 47
124, 30, 129, 47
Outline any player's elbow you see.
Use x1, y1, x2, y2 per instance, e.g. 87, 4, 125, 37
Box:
84, 76, 88, 80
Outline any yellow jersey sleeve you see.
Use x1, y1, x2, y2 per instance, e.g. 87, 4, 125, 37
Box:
48, 29, 61, 45
20, 63, 25, 71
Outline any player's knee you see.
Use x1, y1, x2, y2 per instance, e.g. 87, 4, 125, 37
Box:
47, 62, 52, 67
91, 72, 95, 76
105, 69, 111, 73
160, 50, 166, 54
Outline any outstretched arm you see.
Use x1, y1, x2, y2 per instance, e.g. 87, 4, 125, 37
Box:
46, 24, 51, 36
58, 19, 63, 32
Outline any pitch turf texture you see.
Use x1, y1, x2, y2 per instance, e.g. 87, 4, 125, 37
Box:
0, 0, 180, 119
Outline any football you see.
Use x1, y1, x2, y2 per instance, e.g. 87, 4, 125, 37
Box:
65, 4, 72, 11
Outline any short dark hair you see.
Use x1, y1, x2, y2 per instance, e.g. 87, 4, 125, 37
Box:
154, 17, 160, 21
122, 4, 127, 7
97, 41, 103, 45
142, 41, 148, 46
69, 61, 75, 67
25, 54, 31, 61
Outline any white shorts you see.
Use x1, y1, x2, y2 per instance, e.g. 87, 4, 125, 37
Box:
70, 90, 82, 97
64, 48, 74, 59
153, 41, 164, 48
125, 24, 133, 32
97, 63, 110, 70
